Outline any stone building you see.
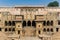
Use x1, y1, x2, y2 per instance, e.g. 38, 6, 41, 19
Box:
0, 6, 60, 40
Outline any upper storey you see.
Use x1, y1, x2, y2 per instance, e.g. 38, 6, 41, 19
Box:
0, 6, 60, 20
0, 6, 60, 15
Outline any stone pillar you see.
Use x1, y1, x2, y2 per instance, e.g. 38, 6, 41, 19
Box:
20, 30, 22, 36
36, 30, 39, 36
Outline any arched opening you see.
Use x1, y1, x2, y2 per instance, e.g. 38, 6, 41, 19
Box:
47, 28, 50, 32
43, 21, 46, 26
56, 28, 59, 32
22, 21, 26, 27
38, 30, 40, 34
0, 28, 2, 31
12, 21, 15, 26
5, 21, 7, 26
9, 28, 11, 31
58, 20, 60, 25
9, 21, 11, 26
12, 28, 15, 31
50, 28, 53, 32
18, 30, 20, 34
47, 21, 50, 26
27, 21, 31, 26
5, 28, 7, 32
32, 21, 36, 27
50, 21, 53, 26
43, 28, 46, 32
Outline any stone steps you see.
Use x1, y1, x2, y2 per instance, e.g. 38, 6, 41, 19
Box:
19, 37, 41, 40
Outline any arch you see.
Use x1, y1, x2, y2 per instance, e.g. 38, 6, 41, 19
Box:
32, 21, 36, 27
58, 20, 60, 25
47, 28, 50, 32
56, 28, 59, 32
0, 28, 2, 31
38, 30, 40, 34
50, 28, 53, 32
43, 28, 46, 32
12, 28, 15, 31
51, 21, 53, 26
27, 21, 31, 26
22, 21, 26, 27
43, 21, 46, 26
5, 21, 7, 26
18, 30, 20, 34
12, 21, 15, 26
47, 21, 50, 26
5, 28, 7, 32
9, 21, 11, 26
9, 28, 11, 31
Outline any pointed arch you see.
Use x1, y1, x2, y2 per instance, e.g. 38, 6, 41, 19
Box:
47, 28, 50, 32
43, 21, 46, 26
50, 28, 53, 32
32, 21, 36, 27
27, 21, 31, 26
22, 20, 26, 27
47, 21, 50, 26
9, 21, 11, 26
43, 28, 46, 32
